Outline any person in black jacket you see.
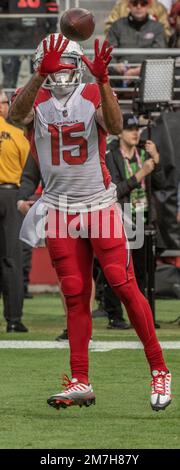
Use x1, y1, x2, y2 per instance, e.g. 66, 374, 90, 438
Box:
106, 0, 166, 90
104, 112, 166, 327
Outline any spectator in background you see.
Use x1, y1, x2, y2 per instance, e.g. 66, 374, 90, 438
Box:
105, 0, 171, 40
106, 0, 167, 87
0, 86, 29, 332
105, 113, 166, 305
0, 0, 58, 90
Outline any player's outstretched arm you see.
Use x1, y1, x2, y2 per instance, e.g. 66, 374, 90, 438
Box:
82, 39, 123, 135
9, 73, 45, 126
9, 34, 72, 126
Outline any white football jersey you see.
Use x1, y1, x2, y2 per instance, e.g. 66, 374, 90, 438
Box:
31, 83, 117, 211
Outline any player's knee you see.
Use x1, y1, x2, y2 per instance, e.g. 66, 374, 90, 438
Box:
103, 263, 128, 287
61, 275, 84, 297
61, 277, 91, 313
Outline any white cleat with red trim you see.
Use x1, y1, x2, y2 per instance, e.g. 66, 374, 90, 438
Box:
47, 375, 96, 409
150, 370, 172, 411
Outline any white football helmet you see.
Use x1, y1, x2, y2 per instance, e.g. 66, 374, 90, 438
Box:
33, 34, 84, 91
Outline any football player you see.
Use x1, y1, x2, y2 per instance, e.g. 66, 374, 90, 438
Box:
9, 34, 171, 412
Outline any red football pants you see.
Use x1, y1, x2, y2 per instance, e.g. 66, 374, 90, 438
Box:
47, 204, 168, 384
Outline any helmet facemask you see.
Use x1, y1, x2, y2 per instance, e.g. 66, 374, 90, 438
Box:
33, 34, 84, 95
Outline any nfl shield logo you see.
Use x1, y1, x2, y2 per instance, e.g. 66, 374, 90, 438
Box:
62, 109, 68, 117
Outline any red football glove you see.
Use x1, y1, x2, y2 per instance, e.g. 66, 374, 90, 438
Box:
82, 39, 113, 84
37, 34, 76, 76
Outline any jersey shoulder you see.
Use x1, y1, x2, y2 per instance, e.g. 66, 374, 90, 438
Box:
81, 83, 101, 109
12, 86, 51, 109
34, 87, 52, 107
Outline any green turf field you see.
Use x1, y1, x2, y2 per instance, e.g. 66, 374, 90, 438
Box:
0, 295, 180, 449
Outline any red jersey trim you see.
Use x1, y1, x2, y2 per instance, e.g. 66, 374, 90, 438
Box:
12, 87, 52, 109
81, 83, 101, 109
34, 88, 52, 107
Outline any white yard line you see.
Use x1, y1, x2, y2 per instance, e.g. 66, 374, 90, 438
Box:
0, 340, 180, 351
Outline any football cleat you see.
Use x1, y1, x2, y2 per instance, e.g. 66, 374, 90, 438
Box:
47, 375, 96, 410
150, 370, 172, 411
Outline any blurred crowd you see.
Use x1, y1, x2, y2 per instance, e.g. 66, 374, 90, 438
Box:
0, 1, 180, 89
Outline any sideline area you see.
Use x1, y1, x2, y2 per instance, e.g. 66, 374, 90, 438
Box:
0, 340, 180, 351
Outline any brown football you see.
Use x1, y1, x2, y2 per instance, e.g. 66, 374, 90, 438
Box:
60, 8, 95, 42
